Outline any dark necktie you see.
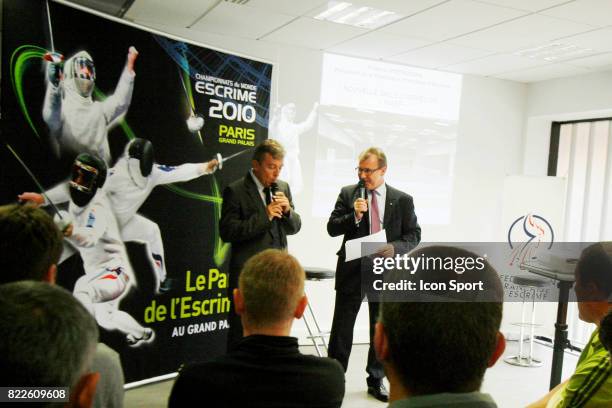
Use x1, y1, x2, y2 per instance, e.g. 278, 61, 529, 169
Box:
263, 187, 272, 205
263, 186, 282, 248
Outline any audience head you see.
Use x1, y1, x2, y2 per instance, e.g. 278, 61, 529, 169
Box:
574, 242, 612, 324
234, 249, 307, 334
375, 245, 505, 398
0, 281, 99, 407
0, 203, 63, 284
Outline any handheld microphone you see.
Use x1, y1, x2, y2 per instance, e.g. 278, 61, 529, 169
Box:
270, 182, 279, 201
358, 180, 367, 200
269, 182, 282, 220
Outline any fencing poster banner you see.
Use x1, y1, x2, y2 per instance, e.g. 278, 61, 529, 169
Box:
1, 0, 272, 383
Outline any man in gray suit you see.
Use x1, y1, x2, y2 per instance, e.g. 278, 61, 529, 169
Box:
219, 139, 301, 350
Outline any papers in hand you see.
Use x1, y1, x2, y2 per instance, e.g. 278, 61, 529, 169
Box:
345, 229, 387, 262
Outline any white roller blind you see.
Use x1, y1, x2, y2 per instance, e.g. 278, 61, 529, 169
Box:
555, 119, 612, 346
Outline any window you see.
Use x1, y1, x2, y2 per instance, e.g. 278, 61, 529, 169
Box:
548, 118, 612, 346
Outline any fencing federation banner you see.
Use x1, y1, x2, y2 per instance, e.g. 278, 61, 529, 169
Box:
0, 0, 272, 383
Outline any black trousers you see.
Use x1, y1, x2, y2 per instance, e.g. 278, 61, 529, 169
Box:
328, 290, 384, 385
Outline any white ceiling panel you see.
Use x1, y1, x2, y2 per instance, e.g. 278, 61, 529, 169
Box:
379, 0, 527, 41
125, 0, 218, 27
262, 17, 368, 49
131, 20, 278, 61
349, 0, 449, 16
390, 42, 493, 68
327, 32, 431, 59
445, 53, 548, 76
244, 0, 327, 17
495, 63, 591, 82
451, 14, 594, 52
117, 0, 612, 83
476, 0, 572, 12
565, 53, 612, 68
540, 0, 612, 28
556, 27, 612, 53
191, 2, 295, 40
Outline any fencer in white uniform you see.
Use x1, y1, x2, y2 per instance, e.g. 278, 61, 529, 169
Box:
269, 102, 318, 195
22, 153, 154, 347
21, 138, 219, 293
105, 138, 218, 292
43, 47, 138, 162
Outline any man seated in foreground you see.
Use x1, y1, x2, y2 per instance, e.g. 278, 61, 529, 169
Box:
0, 281, 100, 408
168, 249, 345, 407
374, 245, 506, 407
0, 203, 125, 408
529, 242, 612, 408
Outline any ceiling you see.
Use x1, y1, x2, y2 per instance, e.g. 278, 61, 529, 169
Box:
68, 0, 612, 83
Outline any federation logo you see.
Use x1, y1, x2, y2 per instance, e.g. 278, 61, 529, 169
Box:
507, 214, 554, 266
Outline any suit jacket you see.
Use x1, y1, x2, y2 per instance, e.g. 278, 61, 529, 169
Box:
168, 335, 345, 408
219, 172, 301, 286
327, 183, 421, 293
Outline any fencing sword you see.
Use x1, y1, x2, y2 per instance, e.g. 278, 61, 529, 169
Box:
46, 0, 55, 53
43, 0, 64, 64
6, 143, 63, 219
215, 148, 252, 170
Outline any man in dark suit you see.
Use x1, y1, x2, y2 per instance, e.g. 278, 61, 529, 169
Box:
327, 147, 421, 402
168, 249, 345, 408
219, 139, 301, 350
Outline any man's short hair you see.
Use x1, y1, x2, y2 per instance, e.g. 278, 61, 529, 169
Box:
0, 204, 63, 283
239, 249, 304, 328
0, 281, 99, 388
358, 147, 387, 168
575, 242, 612, 299
252, 139, 285, 163
379, 245, 503, 395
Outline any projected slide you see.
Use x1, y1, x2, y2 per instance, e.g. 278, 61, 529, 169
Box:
313, 54, 462, 224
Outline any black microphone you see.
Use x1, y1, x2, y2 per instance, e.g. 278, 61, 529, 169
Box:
357, 180, 368, 200
270, 182, 279, 200
270, 182, 282, 220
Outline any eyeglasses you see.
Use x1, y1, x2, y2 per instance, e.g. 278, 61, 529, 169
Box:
355, 167, 380, 175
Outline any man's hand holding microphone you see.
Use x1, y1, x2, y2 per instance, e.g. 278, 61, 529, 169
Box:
266, 183, 290, 221
354, 180, 368, 222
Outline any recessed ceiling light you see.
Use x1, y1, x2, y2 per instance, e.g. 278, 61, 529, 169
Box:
514, 42, 596, 62
314, 2, 402, 29
315, 2, 352, 20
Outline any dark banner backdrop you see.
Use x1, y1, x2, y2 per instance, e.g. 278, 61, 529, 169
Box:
1, 0, 271, 383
